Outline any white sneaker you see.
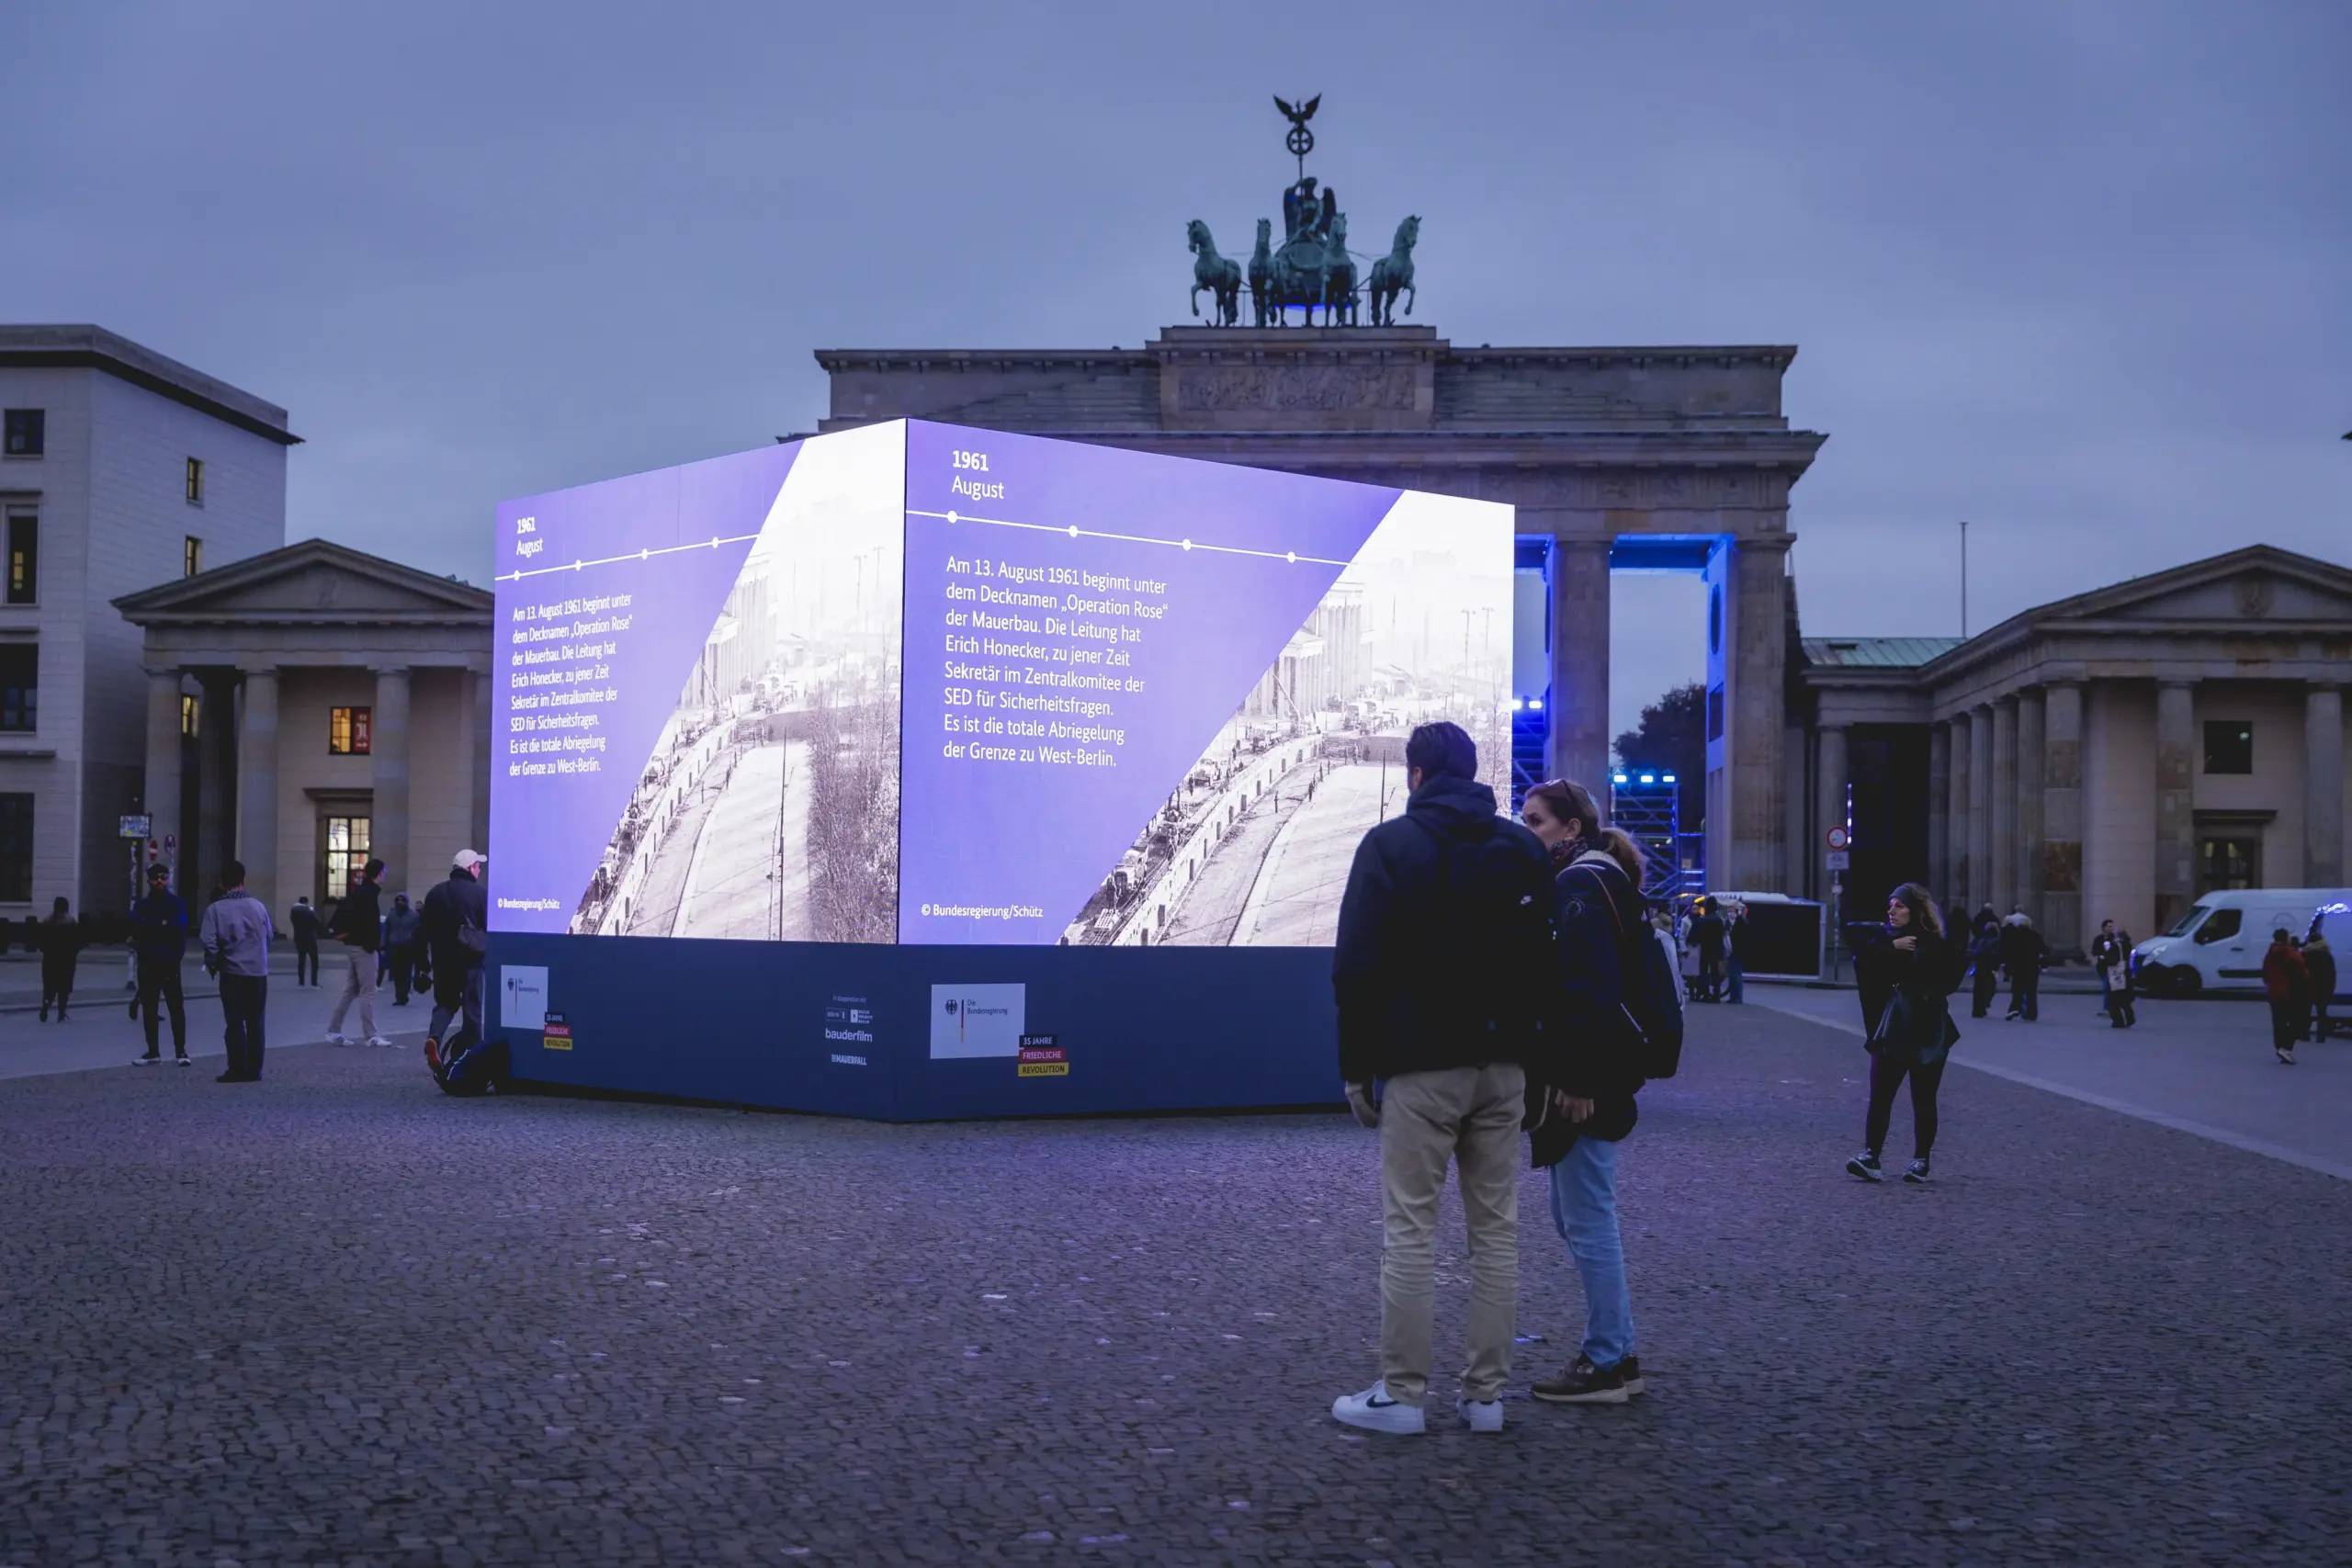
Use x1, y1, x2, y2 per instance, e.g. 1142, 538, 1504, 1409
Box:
1331, 1381, 1424, 1435
1456, 1395, 1505, 1433
326, 1033, 350, 1046
367, 1036, 394, 1048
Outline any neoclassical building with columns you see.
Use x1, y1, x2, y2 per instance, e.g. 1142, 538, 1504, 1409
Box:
1798, 546, 2351, 957
115, 540, 493, 919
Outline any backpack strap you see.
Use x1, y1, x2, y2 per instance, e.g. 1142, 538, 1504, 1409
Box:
1565, 852, 1638, 944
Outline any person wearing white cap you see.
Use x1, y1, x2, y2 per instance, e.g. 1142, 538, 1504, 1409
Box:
420, 850, 489, 1081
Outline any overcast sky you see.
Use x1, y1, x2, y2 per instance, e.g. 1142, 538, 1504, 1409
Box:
6, 2, 2346, 734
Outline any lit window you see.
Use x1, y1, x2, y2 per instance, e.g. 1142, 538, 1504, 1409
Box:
185, 457, 205, 505
181, 694, 200, 738
0, 645, 34, 732
4, 515, 33, 604
184, 536, 204, 577
1, 411, 41, 457
323, 815, 372, 903
330, 705, 372, 755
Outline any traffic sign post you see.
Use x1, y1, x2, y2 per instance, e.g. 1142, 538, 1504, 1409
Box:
1823, 828, 1852, 976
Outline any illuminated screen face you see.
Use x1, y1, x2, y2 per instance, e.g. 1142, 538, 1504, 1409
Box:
490, 420, 1514, 949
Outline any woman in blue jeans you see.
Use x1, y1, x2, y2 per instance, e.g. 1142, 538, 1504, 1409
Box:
1519, 780, 1650, 1406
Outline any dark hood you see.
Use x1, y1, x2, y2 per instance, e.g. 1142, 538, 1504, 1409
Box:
1405, 772, 1500, 841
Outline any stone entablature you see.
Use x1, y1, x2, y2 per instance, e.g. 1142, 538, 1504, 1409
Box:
819, 326, 1804, 436
818, 322, 1828, 896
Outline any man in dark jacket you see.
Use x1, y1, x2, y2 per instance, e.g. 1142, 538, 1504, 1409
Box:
1724, 901, 1753, 1004
1692, 902, 1727, 1002
2001, 911, 2044, 1021
2303, 923, 2336, 1043
1328, 722, 1555, 1436
130, 863, 190, 1065
421, 851, 492, 1084
324, 858, 388, 1046
288, 897, 322, 987
1968, 908, 2003, 1018
2092, 919, 2137, 1028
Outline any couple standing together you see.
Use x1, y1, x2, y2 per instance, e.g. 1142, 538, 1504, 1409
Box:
1329, 721, 1656, 1434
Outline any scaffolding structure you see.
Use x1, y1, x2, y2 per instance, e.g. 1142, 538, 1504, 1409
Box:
1509, 696, 1548, 811
1609, 768, 1702, 906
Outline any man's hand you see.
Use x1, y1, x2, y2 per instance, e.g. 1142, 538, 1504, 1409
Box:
1345, 1082, 1381, 1129
1552, 1089, 1596, 1124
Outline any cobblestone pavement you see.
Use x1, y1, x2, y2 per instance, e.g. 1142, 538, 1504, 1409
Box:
5, 1005, 2349, 1566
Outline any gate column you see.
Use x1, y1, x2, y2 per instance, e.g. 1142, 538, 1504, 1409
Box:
1546, 538, 1611, 807
1727, 537, 1791, 891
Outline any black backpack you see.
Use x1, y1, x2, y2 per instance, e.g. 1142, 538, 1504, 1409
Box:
433, 1036, 510, 1098
1571, 858, 1686, 1080
1408, 818, 1553, 1045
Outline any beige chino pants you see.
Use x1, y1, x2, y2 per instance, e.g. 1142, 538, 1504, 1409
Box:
1377, 1063, 1524, 1405
326, 947, 379, 1041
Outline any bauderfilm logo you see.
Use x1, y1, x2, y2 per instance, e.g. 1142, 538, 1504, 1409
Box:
825, 993, 873, 1066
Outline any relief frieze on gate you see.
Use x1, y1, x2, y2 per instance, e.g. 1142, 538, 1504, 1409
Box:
1173, 364, 1417, 414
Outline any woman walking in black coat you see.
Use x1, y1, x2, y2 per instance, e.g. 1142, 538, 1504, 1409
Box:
1845, 883, 1964, 1184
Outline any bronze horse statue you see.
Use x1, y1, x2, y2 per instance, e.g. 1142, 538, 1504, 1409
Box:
1319, 213, 1358, 326
1187, 220, 1243, 327
1248, 219, 1273, 326
1369, 214, 1419, 326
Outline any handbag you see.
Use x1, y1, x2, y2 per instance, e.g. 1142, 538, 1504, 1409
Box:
1865, 988, 1908, 1055
1871, 985, 1960, 1065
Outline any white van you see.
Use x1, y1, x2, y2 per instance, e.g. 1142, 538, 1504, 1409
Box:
2130, 888, 2352, 996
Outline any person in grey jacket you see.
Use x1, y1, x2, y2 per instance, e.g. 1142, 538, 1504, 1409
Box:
198, 859, 272, 1083
381, 893, 422, 1006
